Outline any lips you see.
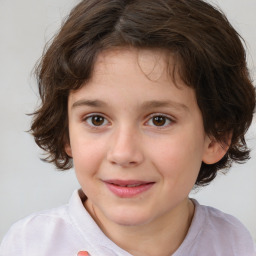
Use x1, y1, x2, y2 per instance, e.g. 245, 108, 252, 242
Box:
103, 180, 155, 198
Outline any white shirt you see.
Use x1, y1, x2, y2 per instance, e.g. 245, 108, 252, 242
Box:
1, 190, 255, 256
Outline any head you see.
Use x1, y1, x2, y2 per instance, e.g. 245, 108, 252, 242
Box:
32, 0, 255, 187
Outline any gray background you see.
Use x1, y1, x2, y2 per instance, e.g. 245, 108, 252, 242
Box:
0, 0, 255, 242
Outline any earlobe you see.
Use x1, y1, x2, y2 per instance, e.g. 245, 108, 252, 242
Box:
202, 137, 229, 165
65, 144, 73, 157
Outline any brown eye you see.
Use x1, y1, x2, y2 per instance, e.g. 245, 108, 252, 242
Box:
86, 115, 108, 126
147, 115, 172, 127
152, 116, 167, 126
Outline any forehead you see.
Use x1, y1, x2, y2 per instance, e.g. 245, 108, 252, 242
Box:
68, 48, 197, 112
93, 48, 176, 83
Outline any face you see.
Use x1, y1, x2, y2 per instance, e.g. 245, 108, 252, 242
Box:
66, 48, 216, 228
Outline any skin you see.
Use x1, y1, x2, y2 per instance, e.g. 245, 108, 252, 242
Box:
65, 48, 227, 256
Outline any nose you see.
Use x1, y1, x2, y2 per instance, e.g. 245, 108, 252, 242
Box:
107, 127, 144, 168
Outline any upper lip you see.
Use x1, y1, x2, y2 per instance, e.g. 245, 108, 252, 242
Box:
103, 179, 154, 186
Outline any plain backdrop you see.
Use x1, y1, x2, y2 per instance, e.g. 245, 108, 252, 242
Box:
0, 0, 255, 242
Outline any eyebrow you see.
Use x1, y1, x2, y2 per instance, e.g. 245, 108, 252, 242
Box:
72, 99, 189, 112
72, 99, 107, 109
141, 100, 189, 112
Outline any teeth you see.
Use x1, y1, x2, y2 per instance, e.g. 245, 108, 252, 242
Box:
126, 184, 141, 187
115, 184, 141, 187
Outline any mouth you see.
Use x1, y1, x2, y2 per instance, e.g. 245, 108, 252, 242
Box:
103, 180, 155, 198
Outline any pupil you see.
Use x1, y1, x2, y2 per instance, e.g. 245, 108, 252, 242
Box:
92, 116, 104, 126
153, 116, 166, 126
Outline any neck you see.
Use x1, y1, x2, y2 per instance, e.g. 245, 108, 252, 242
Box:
85, 198, 195, 256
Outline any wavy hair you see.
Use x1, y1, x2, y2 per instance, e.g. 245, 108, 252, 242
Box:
31, 0, 255, 186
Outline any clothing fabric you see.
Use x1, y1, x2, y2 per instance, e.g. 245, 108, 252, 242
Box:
0, 190, 255, 256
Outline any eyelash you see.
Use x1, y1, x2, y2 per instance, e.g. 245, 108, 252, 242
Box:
145, 114, 174, 128
83, 113, 174, 129
83, 114, 110, 128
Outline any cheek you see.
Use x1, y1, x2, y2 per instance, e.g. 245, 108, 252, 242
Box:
70, 137, 106, 176
148, 133, 204, 180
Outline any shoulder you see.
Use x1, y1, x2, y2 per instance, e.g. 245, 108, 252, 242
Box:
188, 200, 256, 256
199, 202, 251, 237
0, 204, 72, 255
0, 190, 93, 256
8, 203, 70, 231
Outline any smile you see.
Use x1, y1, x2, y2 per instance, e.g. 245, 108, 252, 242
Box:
103, 180, 155, 198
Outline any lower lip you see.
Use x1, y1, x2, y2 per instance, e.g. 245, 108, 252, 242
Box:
105, 182, 154, 198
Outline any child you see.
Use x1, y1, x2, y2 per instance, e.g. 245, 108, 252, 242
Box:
1, 0, 255, 255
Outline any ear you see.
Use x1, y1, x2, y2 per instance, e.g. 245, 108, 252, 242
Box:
202, 136, 230, 165
65, 143, 73, 158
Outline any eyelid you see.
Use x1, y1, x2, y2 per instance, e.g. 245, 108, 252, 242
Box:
82, 113, 111, 128
82, 112, 104, 120
145, 113, 175, 127
81, 112, 175, 129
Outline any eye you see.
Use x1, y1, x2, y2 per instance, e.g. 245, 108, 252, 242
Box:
84, 115, 109, 127
146, 115, 172, 127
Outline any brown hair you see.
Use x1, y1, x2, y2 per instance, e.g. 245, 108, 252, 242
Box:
31, 0, 255, 186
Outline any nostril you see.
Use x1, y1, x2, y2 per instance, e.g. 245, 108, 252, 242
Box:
111, 160, 139, 167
